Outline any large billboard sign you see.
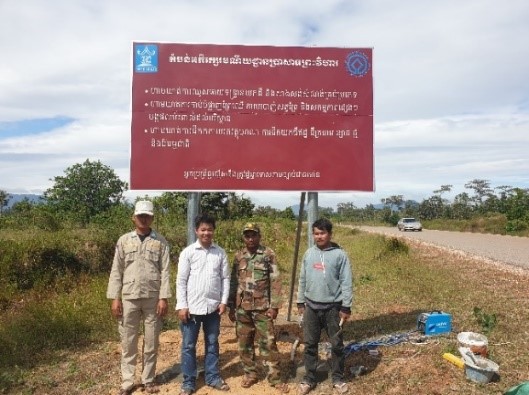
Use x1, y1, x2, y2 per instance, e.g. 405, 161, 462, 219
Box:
130, 43, 373, 191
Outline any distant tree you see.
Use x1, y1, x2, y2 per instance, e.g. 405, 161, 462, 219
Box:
381, 195, 404, 211
419, 196, 444, 220
402, 200, 420, 216
451, 192, 472, 219
391, 195, 404, 211
10, 198, 34, 214
281, 207, 296, 220
432, 185, 453, 218
151, 192, 256, 220
6, 198, 62, 231
433, 184, 453, 197
494, 185, 513, 214
318, 206, 335, 218
464, 179, 493, 211
505, 188, 529, 221
153, 192, 188, 217
337, 202, 356, 219
43, 159, 128, 225
0, 189, 9, 214
254, 205, 282, 218
226, 193, 255, 219
200, 193, 229, 219
363, 204, 376, 223
380, 206, 394, 223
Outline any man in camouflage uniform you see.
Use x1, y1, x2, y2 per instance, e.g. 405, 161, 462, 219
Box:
228, 223, 289, 393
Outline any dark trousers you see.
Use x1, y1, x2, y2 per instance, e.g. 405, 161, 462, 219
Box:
302, 305, 345, 385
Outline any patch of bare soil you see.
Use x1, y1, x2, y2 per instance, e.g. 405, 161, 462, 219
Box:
26, 316, 307, 395
18, 242, 529, 395
152, 318, 306, 395
22, 311, 490, 395
26, 312, 376, 395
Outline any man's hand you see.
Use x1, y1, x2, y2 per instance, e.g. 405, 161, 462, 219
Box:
218, 303, 227, 315
266, 308, 279, 320
111, 299, 123, 318
297, 305, 305, 316
178, 308, 190, 323
157, 299, 168, 317
228, 308, 236, 322
339, 311, 351, 322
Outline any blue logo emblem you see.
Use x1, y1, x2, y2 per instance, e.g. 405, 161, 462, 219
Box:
345, 51, 370, 77
135, 44, 158, 73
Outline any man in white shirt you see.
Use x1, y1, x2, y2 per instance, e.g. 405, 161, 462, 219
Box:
176, 213, 230, 395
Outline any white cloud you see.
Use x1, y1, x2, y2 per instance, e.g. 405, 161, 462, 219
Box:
1, 0, 528, 210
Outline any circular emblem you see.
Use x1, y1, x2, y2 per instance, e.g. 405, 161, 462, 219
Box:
345, 51, 370, 77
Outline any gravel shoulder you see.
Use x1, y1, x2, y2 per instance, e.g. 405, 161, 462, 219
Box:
355, 226, 529, 271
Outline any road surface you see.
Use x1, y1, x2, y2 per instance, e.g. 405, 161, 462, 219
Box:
355, 226, 529, 271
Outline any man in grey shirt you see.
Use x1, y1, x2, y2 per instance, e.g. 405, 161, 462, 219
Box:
297, 218, 353, 395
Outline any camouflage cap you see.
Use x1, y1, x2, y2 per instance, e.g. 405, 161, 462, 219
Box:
242, 222, 260, 234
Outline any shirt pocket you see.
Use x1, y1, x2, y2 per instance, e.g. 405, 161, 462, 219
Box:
237, 259, 248, 280
145, 240, 161, 262
252, 261, 269, 298
123, 243, 137, 264
122, 279, 135, 295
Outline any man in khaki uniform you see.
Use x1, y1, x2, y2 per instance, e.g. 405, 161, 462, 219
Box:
107, 200, 171, 395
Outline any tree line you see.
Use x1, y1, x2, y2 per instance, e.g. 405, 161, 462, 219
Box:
0, 159, 296, 230
1, 159, 528, 233
335, 181, 529, 232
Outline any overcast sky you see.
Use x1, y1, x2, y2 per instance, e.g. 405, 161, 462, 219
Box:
1, 0, 528, 210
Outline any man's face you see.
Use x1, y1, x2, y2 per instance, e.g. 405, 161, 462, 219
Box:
195, 222, 215, 247
243, 230, 260, 252
313, 227, 332, 249
133, 214, 153, 233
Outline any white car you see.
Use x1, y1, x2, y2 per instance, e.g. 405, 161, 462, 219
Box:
397, 217, 422, 231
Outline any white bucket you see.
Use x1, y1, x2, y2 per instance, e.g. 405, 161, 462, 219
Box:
457, 331, 488, 357
464, 356, 499, 384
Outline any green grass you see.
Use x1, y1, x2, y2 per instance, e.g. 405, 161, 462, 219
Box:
333, 225, 528, 393
0, 274, 113, 367
424, 214, 529, 236
1, 220, 529, 393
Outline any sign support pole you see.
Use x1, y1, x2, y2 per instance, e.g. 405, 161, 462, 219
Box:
307, 192, 318, 247
287, 192, 306, 322
187, 192, 201, 245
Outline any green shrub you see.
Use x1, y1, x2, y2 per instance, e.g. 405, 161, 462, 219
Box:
505, 219, 528, 232
0, 275, 112, 369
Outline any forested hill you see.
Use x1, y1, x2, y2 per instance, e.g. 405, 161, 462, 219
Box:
5, 194, 42, 208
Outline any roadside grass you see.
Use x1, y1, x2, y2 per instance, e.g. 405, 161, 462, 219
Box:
360, 213, 529, 237
0, 218, 296, 392
1, 221, 529, 393
424, 214, 529, 237
335, 226, 529, 394
0, 274, 113, 391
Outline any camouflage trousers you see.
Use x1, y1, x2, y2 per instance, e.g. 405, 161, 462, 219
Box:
235, 307, 281, 385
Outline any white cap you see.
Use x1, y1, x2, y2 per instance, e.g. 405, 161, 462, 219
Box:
134, 200, 154, 216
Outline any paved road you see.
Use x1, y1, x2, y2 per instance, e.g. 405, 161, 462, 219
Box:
355, 226, 529, 270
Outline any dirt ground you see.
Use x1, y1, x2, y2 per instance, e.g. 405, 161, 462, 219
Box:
27, 291, 514, 395
113, 314, 339, 395
49, 305, 500, 395
22, 234, 529, 395
38, 311, 371, 395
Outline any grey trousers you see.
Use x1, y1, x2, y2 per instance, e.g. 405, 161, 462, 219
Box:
119, 298, 161, 391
